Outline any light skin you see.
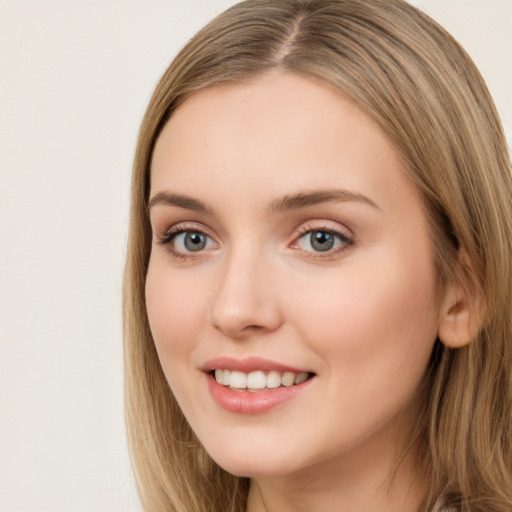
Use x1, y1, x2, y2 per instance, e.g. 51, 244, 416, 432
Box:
145, 72, 470, 512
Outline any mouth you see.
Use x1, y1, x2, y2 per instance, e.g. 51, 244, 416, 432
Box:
211, 369, 314, 392
202, 356, 316, 413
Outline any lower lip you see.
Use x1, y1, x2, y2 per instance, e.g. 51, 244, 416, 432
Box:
206, 373, 313, 414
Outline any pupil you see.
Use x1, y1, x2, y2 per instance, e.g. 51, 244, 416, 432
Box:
311, 231, 334, 252
185, 232, 206, 252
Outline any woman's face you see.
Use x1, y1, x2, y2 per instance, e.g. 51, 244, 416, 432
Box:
146, 72, 441, 480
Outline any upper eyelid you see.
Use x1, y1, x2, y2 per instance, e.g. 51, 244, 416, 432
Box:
294, 227, 352, 241
154, 223, 218, 250
157, 221, 214, 237
154, 218, 355, 244
156, 225, 218, 258
293, 219, 354, 237
292, 227, 354, 246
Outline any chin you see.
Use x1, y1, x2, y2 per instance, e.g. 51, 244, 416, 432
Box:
202, 437, 310, 478
214, 457, 297, 479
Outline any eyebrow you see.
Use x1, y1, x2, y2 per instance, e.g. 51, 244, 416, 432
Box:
268, 189, 380, 213
147, 192, 212, 213
147, 188, 380, 214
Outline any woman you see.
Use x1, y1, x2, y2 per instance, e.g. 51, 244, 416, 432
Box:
123, 1, 512, 510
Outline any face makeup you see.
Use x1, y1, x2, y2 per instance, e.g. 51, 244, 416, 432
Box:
146, 72, 441, 483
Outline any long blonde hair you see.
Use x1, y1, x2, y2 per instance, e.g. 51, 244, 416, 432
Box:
123, 1, 512, 510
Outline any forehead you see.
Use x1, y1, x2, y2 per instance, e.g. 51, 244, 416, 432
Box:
153, 72, 381, 163
150, 72, 417, 215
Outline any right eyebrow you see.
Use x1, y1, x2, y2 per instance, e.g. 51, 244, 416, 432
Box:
147, 192, 212, 214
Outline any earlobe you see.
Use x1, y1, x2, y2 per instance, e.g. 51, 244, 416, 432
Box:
437, 253, 484, 349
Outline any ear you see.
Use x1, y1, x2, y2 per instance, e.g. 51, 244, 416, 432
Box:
437, 252, 484, 348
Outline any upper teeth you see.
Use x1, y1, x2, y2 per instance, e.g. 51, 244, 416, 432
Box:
214, 369, 309, 390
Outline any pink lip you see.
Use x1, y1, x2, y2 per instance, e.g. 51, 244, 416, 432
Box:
201, 356, 315, 414
205, 373, 314, 414
201, 356, 310, 373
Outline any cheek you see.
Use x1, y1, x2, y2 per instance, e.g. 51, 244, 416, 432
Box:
145, 260, 207, 360
287, 249, 439, 378
145, 260, 214, 415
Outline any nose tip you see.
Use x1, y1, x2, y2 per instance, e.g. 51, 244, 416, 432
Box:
209, 257, 283, 339
211, 309, 275, 339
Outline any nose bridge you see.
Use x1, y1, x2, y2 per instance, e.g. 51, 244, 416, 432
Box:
209, 240, 281, 337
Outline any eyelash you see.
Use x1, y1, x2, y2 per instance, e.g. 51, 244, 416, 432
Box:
156, 224, 214, 260
291, 224, 355, 259
156, 223, 355, 260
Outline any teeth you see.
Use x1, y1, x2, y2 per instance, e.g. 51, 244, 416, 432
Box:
267, 370, 282, 389
215, 369, 231, 386
281, 372, 295, 387
229, 370, 247, 388
214, 369, 310, 390
246, 370, 266, 389
222, 369, 231, 386
294, 372, 308, 385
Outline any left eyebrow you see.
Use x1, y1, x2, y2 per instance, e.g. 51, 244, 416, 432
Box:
268, 189, 381, 213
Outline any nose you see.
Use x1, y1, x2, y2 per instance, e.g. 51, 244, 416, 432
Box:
209, 248, 283, 339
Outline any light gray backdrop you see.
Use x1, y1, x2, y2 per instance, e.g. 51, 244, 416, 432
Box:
1, 1, 510, 511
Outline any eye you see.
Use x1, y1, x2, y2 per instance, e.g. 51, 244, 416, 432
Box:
157, 227, 217, 258
293, 228, 353, 254
174, 231, 213, 252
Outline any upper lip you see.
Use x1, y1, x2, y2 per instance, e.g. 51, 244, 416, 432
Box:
201, 356, 312, 374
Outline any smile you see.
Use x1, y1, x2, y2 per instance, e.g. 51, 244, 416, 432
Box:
213, 369, 310, 391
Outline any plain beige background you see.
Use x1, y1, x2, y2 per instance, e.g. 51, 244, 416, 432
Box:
0, 1, 510, 511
